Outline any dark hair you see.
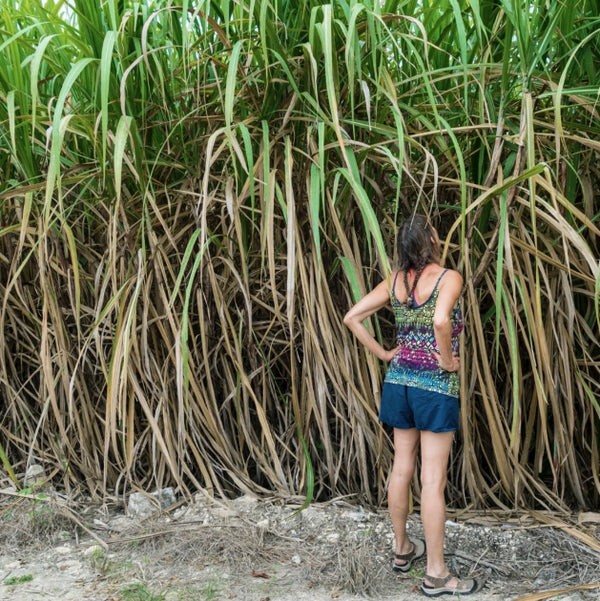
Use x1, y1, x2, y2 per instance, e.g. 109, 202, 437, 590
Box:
396, 215, 439, 307
396, 214, 438, 271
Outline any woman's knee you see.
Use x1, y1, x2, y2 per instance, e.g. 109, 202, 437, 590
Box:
391, 457, 416, 483
419, 468, 448, 491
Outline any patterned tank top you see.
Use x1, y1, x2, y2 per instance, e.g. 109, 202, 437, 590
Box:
384, 269, 463, 397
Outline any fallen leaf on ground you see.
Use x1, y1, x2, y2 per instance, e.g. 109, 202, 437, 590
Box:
252, 569, 270, 579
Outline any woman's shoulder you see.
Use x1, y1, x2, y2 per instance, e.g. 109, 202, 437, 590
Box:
388, 269, 401, 299
389, 269, 403, 287
439, 267, 463, 284
437, 267, 463, 296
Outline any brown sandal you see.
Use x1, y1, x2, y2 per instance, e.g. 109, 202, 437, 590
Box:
391, 538, 425, 573
421, 573, 477, 596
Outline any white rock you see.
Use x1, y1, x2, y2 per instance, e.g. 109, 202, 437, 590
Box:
212, 507, 237, 519
154, 487, 176, 507
232, 494, 258, 509
345, 511, 369, 522
127, 488, 177, 518
83, 545, 104, 557
24, 464, 45, 487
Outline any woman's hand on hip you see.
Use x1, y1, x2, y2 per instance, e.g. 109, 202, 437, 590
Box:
382, 345, 401, 363
432, 351, 460, 372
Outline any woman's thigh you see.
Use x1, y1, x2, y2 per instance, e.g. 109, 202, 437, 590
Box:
419, 430, 454, 486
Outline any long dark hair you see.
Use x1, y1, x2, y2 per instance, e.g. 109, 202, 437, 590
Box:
396, 215, 439, 306
396, 214, 438, 271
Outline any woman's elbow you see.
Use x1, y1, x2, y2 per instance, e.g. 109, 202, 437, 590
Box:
433, 315, 450, 331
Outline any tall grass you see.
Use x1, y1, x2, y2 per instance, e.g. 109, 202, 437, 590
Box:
0, 0, 599, 510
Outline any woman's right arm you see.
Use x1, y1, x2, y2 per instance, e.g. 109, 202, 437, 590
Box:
343, 278, 398, 362
432, 269, 463, 372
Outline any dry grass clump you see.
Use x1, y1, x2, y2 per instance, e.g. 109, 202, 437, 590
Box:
514, 528, 600, 589
331, 539, 388, 596
0, 494, 76, 551
446, 519, 600, 594
123, 518, 390, 596
136, 522, 285, 568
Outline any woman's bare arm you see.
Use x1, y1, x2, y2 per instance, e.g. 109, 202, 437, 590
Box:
343, 278, 399, 362
432, 270, 463, 372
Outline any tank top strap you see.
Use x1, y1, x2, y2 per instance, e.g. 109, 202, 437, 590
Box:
390, 270, 401, 299
433, 269, 449, 292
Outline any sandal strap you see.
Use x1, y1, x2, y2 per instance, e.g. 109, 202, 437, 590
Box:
394, 543, 416, 561
423, 574, 455, 588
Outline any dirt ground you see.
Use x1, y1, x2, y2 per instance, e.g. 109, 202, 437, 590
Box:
1, 485, 600, 601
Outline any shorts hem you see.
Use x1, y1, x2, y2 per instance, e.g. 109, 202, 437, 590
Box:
421, 426, 457, 433
379, 421, 457, 434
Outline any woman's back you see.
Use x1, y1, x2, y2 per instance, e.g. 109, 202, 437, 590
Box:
391, 264, 447, 307
386, 267, 462, 397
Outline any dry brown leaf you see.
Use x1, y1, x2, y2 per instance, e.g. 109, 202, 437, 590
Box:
578, 512, 600, 525
252, 569, 270, 579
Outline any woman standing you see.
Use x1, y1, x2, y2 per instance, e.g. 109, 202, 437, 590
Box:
343, 215, 476, 597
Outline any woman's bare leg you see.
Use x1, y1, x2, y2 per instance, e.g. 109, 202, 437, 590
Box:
419, 430, 454, 580
389, 427, 420, 560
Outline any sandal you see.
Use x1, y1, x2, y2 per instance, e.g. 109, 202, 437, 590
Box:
391, 538, 426, 573
421, 573, 477, 597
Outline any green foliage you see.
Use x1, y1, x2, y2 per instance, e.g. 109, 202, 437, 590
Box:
202, 577, 220, 601
4, 574, 34, 586
89, 547, 111, 573
0, 0, 599, 511
120, 582, 165, 601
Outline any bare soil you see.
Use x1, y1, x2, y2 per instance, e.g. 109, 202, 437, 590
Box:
1, 486, 599, 601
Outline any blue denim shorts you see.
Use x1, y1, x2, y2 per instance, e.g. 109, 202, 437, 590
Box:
379, 382, 459, 433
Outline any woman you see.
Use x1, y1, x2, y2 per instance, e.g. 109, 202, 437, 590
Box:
343, 215, 476, 597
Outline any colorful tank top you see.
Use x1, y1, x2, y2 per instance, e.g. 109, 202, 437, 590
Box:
384, 269, 463, 398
